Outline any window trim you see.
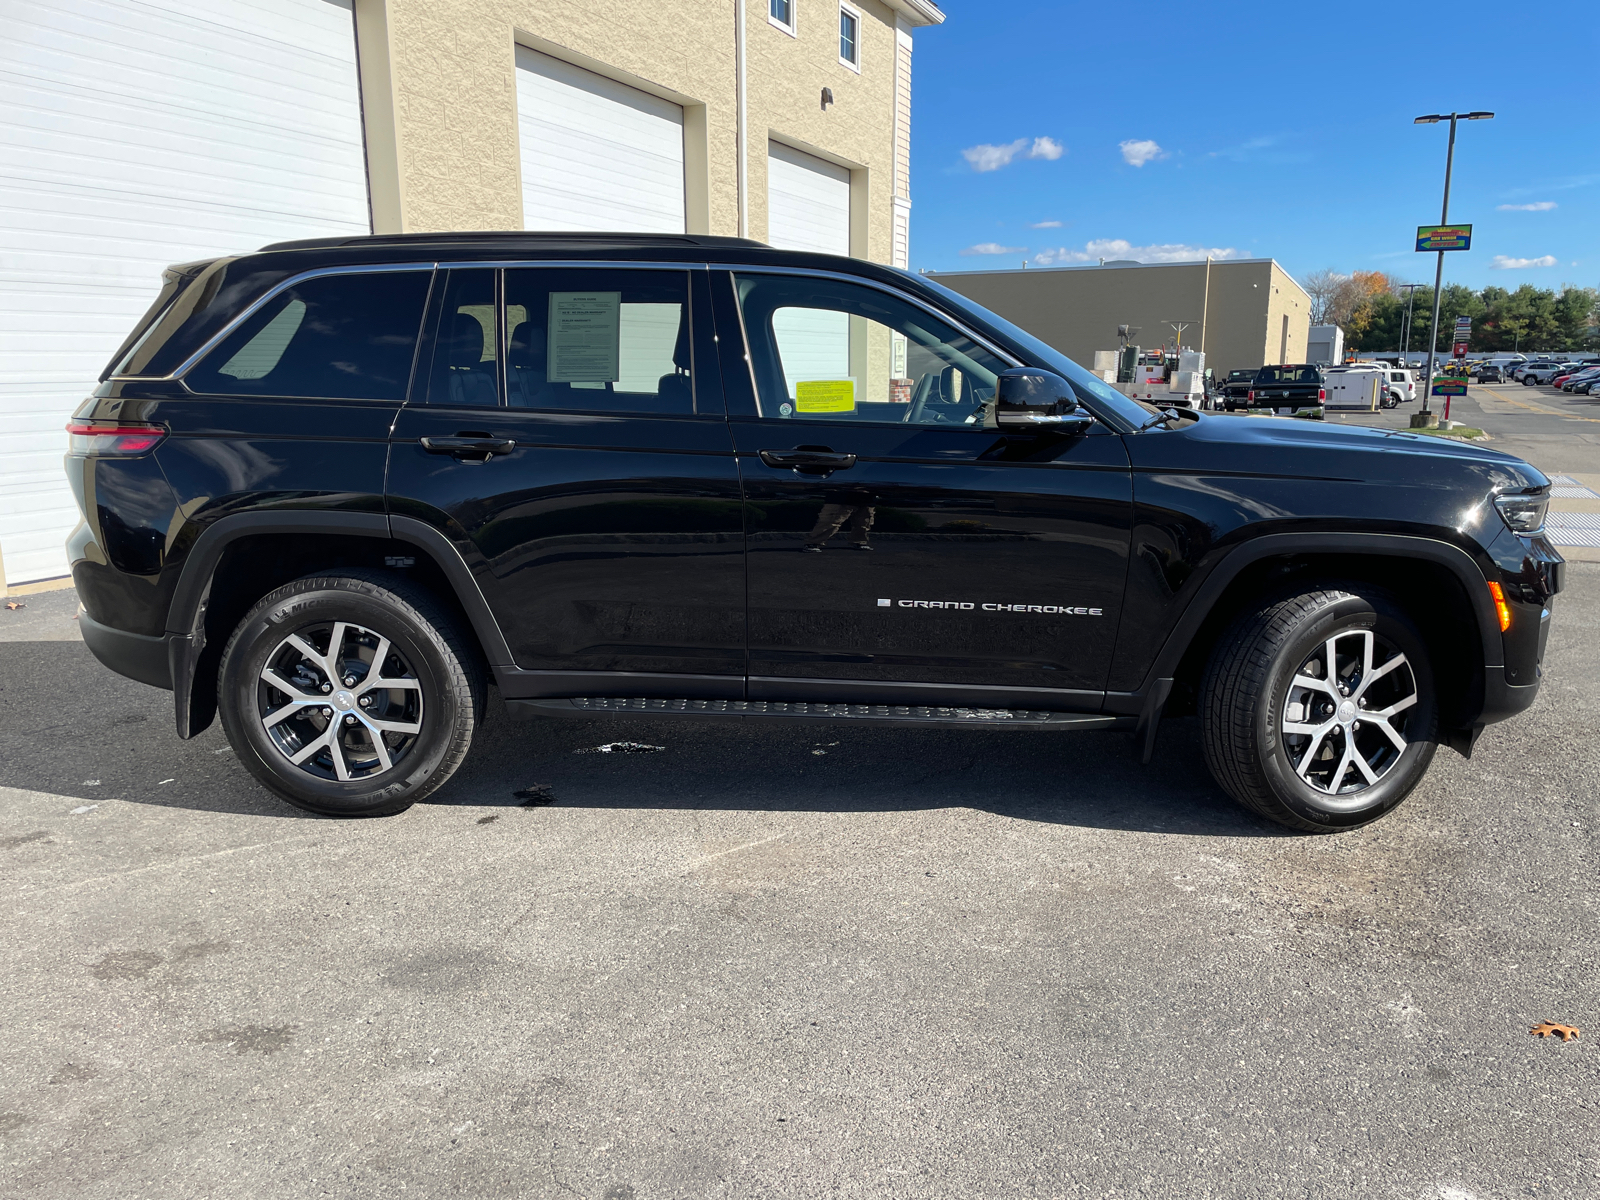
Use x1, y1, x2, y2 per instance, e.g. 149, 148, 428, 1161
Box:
768, 0, 796, 38
838, 3, 862, 71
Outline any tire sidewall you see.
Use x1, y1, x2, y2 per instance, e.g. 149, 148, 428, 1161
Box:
220, 582, 463, 815
1255, 593, 1437, 831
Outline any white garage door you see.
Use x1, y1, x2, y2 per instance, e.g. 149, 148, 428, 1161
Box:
766, 141, 851, 255
516, 47, 686, 234
766, 142, 853, 393
0, 0, 371, 585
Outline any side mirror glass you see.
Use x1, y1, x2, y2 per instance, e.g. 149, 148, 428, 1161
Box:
994, 367, 1093, 434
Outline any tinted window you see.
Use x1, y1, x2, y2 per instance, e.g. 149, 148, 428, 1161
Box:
189, 271, 430, 400
1254, 365, 1323, 384
422, 269, 499, 407
735, 273, 1010, 426
502, 268, 697, 415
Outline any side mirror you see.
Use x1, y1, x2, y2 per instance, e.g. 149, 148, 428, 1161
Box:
994, 368, 1094, 434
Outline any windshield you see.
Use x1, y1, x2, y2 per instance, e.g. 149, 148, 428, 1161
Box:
1227, 370, 1253, 382
1254, 365, 1323, 384
915, 275, 1152, 431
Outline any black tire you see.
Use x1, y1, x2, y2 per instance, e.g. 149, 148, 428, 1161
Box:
218, 571, 485, 816
1200, 586, 1438, 833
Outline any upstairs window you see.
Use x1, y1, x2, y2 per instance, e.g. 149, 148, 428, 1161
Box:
839, 6, 860, 67
769, 0, 794, 34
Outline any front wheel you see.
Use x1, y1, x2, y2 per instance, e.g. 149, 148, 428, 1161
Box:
217, 572, 485, 816
1200, 586, 1438, 832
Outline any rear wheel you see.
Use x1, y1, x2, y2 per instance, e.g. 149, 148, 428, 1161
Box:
1200, 586, 1438, 832
218, 572, 485, 816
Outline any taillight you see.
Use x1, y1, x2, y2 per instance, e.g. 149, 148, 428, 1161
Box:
1247, 390, 1255, 402
1318, 388, 1326, 401
1487, 581, 1512, 632
66, 421, 166, 456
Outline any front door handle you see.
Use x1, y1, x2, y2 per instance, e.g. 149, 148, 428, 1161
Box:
420, 435, 517, 460
759, 447, 858, 473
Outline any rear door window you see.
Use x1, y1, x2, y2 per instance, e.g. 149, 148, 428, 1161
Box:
188, 270, 431, 400
502, 268, 700, 415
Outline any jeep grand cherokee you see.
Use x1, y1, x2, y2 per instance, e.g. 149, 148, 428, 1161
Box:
66, 233, 1563, 832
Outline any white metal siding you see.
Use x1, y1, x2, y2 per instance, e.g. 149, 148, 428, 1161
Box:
766, 141, 851, 255
0, 0, 370, 584
516, 47, 686, 234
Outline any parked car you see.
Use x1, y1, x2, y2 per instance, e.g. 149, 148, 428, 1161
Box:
1522, 363, 1581, 386
1509, 361, 1556, 382
1559, 367, 1600, 392
1386, 368, 1416, 405
69, 231, 1563, 834
1575, 375, 1600, 396
1220, 368, 1255, 411
1475, 364, 1505, 383
1248, 363, 1326, 412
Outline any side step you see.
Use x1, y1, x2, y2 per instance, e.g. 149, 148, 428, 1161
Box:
510, 696, 1124, 730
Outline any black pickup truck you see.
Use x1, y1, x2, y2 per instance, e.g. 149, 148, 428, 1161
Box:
1248, 364, 1326, 412
1220, 369, 1255, 411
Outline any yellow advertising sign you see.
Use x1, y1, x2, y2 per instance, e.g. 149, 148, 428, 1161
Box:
795, 379, 855, 413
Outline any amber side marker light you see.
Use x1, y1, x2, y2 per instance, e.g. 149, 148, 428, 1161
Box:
1487, 581, 1512, 632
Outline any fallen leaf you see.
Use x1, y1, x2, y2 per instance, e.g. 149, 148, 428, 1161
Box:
4, 601, 23, 611
1531, 1022, 1581, 1042
475, 814, 500, 826
513, 783, 556, 807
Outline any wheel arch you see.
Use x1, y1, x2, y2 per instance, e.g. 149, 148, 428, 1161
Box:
166, 513, 511, 739
1122, 533, 1498, 747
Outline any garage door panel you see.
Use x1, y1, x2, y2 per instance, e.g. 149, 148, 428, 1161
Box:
766, 141, 851, 256
0, 0, 370, 583
516, 46, 686, 235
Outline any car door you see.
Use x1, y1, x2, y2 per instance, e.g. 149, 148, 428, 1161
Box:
387, 262, 745, 698
712, 268, 1133, 711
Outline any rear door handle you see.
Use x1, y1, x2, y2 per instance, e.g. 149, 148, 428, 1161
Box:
758, 448, 858, 473
420, 436, 517, 460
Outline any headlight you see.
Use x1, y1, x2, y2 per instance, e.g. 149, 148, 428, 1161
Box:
1493, 490, 1549, 535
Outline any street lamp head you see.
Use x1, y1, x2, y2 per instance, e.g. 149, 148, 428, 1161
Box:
1464, 111, 1495, 120
1414, 115, 1445, 124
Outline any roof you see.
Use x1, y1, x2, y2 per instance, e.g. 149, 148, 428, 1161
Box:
261, 231, 767, 253
884, 0, 945, 25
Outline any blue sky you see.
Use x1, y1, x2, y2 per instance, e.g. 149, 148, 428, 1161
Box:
908, 0, 1599, 291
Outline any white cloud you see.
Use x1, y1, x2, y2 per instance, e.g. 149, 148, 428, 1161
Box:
1031, 238, 1241, 266
1030, 220, 1063, 229
1497, 201, 1557, 211
1119, 139, 1166, 167
1490, 254, 1558, 269
961, 137, 1065, 172
961, 242, 1027, 256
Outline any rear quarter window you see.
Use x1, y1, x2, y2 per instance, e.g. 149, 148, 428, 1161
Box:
185, 270, 431, 400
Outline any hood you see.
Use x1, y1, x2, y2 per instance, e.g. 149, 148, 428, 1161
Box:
1152, 413, 1548, 495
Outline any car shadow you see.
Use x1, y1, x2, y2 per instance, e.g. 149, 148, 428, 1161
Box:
0, 640, 1285, 837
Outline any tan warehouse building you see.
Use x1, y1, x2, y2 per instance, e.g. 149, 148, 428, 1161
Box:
927, 258, 1311, 379
1, 0, 943, 587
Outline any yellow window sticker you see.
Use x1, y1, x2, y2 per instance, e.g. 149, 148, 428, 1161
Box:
794, 379, 855, 413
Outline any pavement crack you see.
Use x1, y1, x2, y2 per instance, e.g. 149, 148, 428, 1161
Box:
548, 1139, 584, 1199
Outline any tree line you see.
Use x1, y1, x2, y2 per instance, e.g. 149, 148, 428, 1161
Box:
1301, 269, 1599, 353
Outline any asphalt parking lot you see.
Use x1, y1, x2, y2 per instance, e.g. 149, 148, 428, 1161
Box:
4, 396, 1599, 1199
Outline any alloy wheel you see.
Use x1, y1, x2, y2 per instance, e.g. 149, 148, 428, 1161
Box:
256, 621, 424, 782
1280, 628, 1418, 807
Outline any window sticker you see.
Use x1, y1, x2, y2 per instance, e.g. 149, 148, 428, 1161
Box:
548, 292, 621, 382
795, 379, 856, 413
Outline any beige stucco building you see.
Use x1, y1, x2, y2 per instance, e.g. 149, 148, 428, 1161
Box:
927, 259, 1312, 376
352, 0, 943, 266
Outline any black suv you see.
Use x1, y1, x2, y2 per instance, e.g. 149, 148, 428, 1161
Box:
68, 233, 1563, 832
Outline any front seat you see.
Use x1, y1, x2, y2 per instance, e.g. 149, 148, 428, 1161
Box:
444, 313, 497, 407
655, 309, 694, 413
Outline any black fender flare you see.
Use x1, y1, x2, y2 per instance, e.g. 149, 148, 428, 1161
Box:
1117, 532, 1500, 743
166, 511, 514, 737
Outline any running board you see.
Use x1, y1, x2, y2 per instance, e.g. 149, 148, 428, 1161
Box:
509, 696, 1124, 730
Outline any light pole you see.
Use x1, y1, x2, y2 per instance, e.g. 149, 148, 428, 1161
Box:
1398, 282, 1424, 362
1415, 110, 1493, 414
